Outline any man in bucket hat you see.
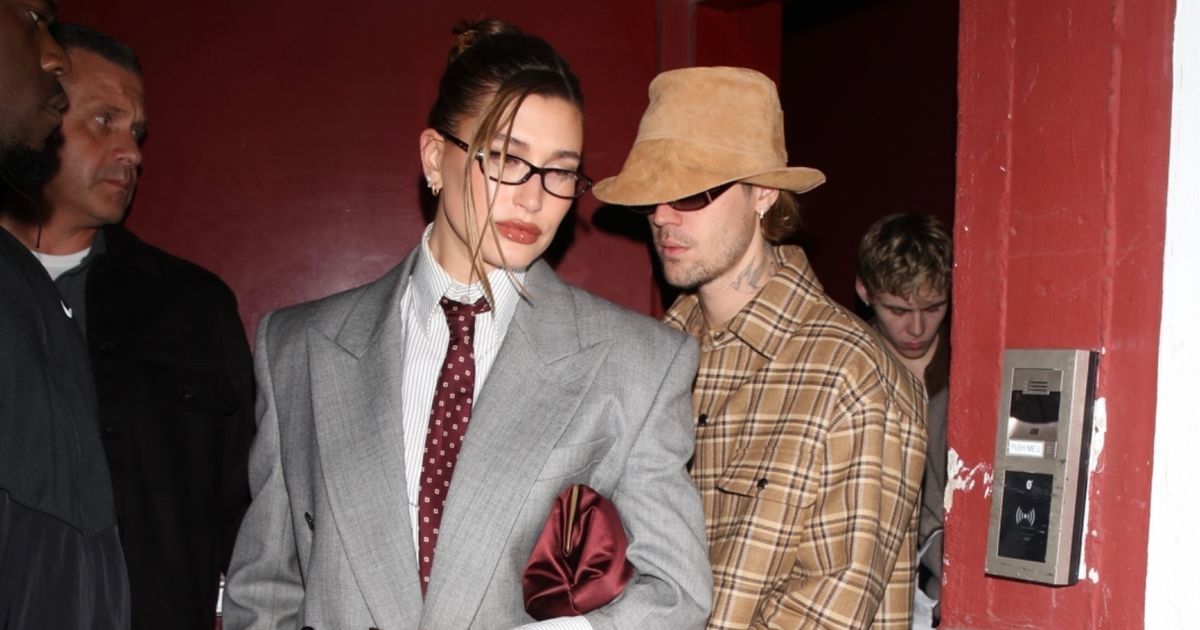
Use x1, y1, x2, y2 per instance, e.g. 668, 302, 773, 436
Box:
595, 66, 927, 629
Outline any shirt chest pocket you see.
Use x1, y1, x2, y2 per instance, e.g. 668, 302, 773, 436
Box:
709, 444, 820, 551
143, 360, 239, 415
717, 444, 819, 505
136, 360, 240, 493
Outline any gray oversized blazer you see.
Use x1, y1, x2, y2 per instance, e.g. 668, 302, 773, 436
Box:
223, 250, 712, 630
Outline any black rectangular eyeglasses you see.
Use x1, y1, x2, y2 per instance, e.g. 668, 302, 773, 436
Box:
438, 130, 593, 200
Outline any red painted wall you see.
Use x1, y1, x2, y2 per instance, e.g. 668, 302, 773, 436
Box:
948, 1, 1173, 627
59, 1, 663, 339
657, 0, 783, 81
696, 2, 782, 81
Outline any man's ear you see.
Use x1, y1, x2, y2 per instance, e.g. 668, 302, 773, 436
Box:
855, 276, 872, 306
419, 128, 445, 191
752, 185, 779, 218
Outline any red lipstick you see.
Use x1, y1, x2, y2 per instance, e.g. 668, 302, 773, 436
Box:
495, 220, 542, 245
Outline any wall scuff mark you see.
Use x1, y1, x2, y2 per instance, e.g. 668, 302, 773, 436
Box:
1089, 397, 1108, 473
945, 448, 993, 514
1077, 397, 1107, 580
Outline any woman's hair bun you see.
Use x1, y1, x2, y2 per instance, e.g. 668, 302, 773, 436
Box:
448, 18, 521, 62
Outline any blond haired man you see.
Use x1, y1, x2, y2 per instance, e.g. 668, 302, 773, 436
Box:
857, 213, 953, 625
596, 67, 926, 629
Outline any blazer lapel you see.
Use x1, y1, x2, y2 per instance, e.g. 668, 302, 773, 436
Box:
421, 262, 610, 627
309, 254, 424, 628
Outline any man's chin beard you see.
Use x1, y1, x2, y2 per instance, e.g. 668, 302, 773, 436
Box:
0, 128, 63, 220
663, 265, 707, 292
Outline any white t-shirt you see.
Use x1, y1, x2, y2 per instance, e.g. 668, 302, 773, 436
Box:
34, 247, 90, 281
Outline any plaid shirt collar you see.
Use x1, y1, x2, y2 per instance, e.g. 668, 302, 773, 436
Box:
665, 245, 826, 358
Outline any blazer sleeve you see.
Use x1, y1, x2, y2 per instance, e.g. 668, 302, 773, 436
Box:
583, 333, 713, 630
223, 311, 305, 629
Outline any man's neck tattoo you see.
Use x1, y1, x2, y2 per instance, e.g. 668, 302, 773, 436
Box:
730, 244, 776, 294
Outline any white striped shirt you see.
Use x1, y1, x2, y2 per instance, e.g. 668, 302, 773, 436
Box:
399, 226, 589, 629
400, 226, 524, 551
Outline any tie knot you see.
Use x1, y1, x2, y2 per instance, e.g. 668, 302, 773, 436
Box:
439, 297, 491, 337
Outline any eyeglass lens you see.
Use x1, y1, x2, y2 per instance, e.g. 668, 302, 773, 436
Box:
633, 182, 737, 214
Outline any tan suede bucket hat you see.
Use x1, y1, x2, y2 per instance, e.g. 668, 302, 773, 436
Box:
593, 66, 826, 206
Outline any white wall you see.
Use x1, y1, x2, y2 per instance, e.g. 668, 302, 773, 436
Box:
1145, 2, 1200, 627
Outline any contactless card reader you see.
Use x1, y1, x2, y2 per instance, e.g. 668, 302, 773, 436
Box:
985, 349, 1098, 585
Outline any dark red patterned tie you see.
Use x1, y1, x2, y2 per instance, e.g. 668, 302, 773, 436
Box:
417, 296, 491, 595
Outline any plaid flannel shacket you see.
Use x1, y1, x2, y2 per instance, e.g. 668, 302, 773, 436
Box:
665, 245, 927, 630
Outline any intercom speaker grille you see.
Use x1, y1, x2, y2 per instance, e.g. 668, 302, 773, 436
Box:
1023, 380, 1051, 395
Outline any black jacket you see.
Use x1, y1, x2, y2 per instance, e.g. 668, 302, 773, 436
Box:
0, 226, 129, 628
80, 225, 255, 630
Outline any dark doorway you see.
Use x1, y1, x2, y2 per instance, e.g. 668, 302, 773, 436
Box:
781, 0, 958, 310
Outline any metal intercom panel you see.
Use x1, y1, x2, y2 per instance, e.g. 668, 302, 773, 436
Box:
985, 349, 1098, 585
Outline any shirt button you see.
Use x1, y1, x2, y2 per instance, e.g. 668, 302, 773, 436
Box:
96, 340, 116, 353
757, 478, 769, 490
712, 331, 725, 341
181, 391, 196, 404
697, 413, 708, 426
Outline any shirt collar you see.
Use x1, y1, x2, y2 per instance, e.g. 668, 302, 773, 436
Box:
665, 245, 827, 360
410, 223, 526, 335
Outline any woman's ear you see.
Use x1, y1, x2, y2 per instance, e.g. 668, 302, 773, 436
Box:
420, 128, 445, 193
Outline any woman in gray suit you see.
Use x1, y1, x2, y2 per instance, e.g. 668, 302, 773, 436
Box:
223, 20, 711, 630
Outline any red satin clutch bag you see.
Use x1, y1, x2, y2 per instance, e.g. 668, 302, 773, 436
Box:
522, 484, 635, 619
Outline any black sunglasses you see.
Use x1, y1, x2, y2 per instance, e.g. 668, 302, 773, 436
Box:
628, 181, 739, 214
438, 130, 593, 200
